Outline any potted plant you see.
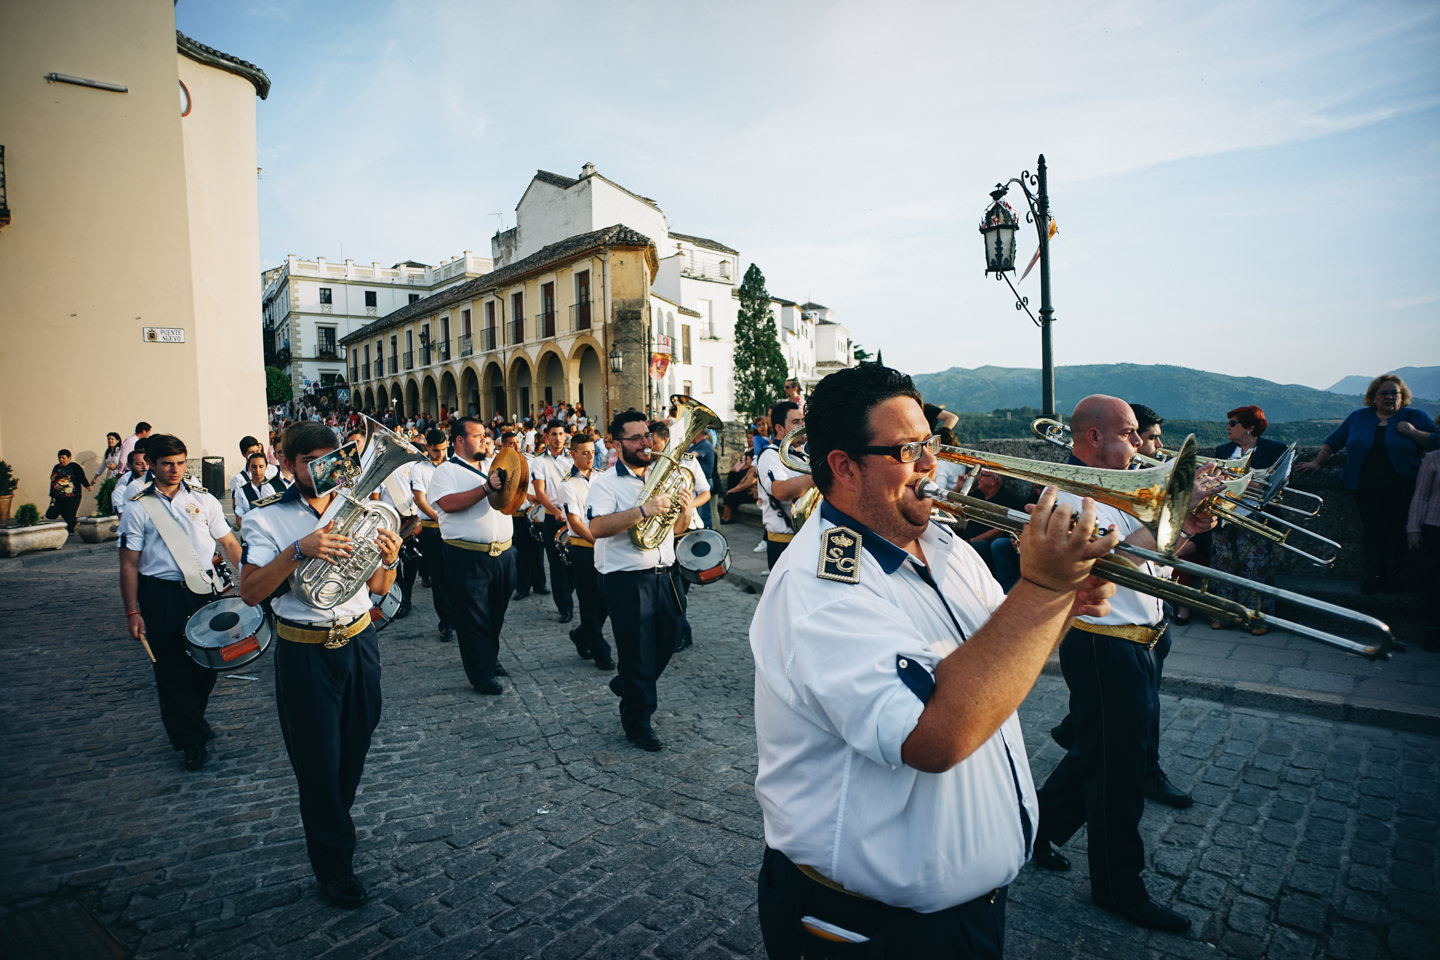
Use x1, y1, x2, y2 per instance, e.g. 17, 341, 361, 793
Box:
77, 476, 121, 543
0, 461, 16, 524
0, 502, 70, 557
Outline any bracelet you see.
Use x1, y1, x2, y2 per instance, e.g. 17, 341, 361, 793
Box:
125, 610, 140, 617
291, 540, 304, 562
381, 557, 400, 570
637, 505, 647, 520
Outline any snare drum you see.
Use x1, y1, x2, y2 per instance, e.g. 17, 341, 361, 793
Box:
675, 529, 730, 585
554, 527, 572, 565
368, 583, 403, 631
184, 597, 273, 670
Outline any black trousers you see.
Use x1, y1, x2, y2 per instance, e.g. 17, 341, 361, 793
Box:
444, 543, 516, 686
669, 562, 693, 648
542, 515, 574, 616
46, 495, 82, 532
757, 847, 1006, 960
418, 525, 454, 630
1354, 478, 1415, 580
767, 536, 789, 570
512, 515, 546, 592
397, 534, 420, 608
1036, 627, 1157, 909
275, 626, 382, 882
1147, 627, 1172, 775
136, 576, 217, 750
570, 546, 610, 661
602, 569, 682, 733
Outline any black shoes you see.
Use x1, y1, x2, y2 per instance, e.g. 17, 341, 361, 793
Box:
513, 589, 530, 600
182, 744, 208, 771
626, 727, 663, 752
473, 678, 504, 695
593, 654, 615, 671
1032, 841, 1070, 872
1050, 719, 1076, 751
321, 875, 368, 909
534, 586, 551, 596
674, 636, 693, 652
609, 675, 623, 697
493, 664, 509, 677
438, 625, 452, 641
393, 602, 412, 620
1098, 899, 1190, 933
559, 609, 574, 624
569, 627, 591, 659
1144, 771, 1193, 808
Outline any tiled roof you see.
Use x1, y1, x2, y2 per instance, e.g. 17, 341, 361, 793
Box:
801, 301, 828, 311
392, 259, 430, 269
533, 170, 579, 189
669, 232, 739, 256
341, 224, 653, 345
176, 31, 271, 99
771, 296, 796, 307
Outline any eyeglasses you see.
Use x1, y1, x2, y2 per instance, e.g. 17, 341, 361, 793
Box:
622, 432, 652, 443
1375, 390, 1401, 397
858, 434, 941, 463
1227, 419, 1241, 427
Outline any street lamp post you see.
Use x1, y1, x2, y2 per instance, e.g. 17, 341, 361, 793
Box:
979, 153, 1057, 419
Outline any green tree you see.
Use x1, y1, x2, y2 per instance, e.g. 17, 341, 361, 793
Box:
852, 344, 872, 363
732, 264, 789, 421
265, 366, 293, 406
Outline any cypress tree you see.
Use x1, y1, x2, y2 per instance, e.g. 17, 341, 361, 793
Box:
732, 264, 789, 421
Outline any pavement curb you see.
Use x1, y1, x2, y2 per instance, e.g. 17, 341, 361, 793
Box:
0, 541, 114, 574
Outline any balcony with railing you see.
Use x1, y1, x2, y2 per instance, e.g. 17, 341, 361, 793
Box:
437, 339, 451, 362
388, 356, 398, 374
568, 300, 593, 333
535, 311, 557, 339
420, 345, 432, 367
276, 346, 291, 364
404, 350, 414, 370
482, 328, 497, 352
459, 334, 473, 357
508, 318, 525, 345
372, 360, 383, 379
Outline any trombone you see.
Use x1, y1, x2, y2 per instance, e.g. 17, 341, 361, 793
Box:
779, 426, 1391, 659
1031, 418, 1340, 567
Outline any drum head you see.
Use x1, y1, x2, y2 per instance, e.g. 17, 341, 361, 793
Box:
369, 583, 403, 629
488, 448, 530, 515
185, 597, 272, 670
676, 529, 730, 584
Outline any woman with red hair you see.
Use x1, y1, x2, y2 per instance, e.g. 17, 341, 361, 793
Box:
1298, 374, 1437, 593
1208, 405, 1289, 632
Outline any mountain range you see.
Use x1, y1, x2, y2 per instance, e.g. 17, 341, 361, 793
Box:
912, 364, 1440, 421
1325, 366, 1440, 403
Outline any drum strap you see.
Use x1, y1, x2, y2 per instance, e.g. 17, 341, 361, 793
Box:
138, 495, 216, 595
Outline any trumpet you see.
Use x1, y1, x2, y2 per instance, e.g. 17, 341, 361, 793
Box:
1031, 418, 1339, 566
781, 425, 1390, 659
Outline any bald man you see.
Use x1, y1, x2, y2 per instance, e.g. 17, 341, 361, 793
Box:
1030, 395, 1220, 933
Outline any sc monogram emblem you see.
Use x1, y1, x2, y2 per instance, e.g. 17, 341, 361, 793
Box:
817, 526, 862, 584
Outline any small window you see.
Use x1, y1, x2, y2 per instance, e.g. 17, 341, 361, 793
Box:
409, 293, 420, 304
319, 287, 333, 305
317, 327, 337, 355
681, 324, 691, 364
365, 291, 378, 308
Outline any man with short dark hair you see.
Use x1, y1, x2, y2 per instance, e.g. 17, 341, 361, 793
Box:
587, 410, 692, 751
46, 449, 91, 532
559, 433, 612, 668
117, 422, 152, 473
530, 419, 575, 622
119, 434, 242, 771
752, 364, 1119, 957
651, 420, 709, 651
755, 400, 814, 568
230, 435, 279, 510
113, 445, 150, 517
239, 421, 402, 908
234, 452, 288, 521
411, 428, 454, 640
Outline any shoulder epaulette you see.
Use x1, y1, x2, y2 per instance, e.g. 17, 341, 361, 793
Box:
252, 492, 285, 508
817, 526, 862, 584
128, 481, 153, 501
183, 475, 207, 493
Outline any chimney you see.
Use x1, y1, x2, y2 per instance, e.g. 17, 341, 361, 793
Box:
581, 162, 596, 178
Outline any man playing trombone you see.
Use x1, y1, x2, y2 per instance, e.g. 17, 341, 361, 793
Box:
1030, 394, 1222, 933
751, 365, 1120, 958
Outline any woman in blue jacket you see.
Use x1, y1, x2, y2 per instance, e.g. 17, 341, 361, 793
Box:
1297, 374, 1436, 592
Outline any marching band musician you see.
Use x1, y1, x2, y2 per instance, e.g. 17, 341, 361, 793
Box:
649, 420, 710, 652
118, 434, 242, 773
238, 421, 402, 909
1030, 395, 1221, 933
410, 428, 454, 641
756, 399, 815, 569
229, 435, 279, 510
112, 444, 150, 518
376, 443, 420, 620
232, 451, 289, 523
558, 432, 613, 669
507, 429, 549, 601
530, 419, 575, 624
751, 365, 1119, 959
587, 411, 692, 752
429, 417, 517, 696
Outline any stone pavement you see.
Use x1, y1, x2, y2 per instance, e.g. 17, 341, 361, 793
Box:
1, 546, 1437, 959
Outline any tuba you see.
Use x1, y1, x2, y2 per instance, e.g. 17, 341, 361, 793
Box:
290, 416, 425, 610
777, 425, 822, 532
630, 396, 723, 550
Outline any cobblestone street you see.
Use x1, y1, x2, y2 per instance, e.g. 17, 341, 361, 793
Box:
1, 551, 1436, 959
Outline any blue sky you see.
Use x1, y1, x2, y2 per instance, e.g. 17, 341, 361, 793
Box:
176, 0, 1440, 392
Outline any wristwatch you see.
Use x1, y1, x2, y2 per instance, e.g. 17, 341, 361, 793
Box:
381, 556, 400, 571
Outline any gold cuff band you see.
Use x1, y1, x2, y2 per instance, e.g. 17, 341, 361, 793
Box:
444, 537, 512, 557
1071, 618, 1167, 649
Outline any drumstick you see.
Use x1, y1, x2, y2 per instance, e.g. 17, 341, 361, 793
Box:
139, 637, 156, 663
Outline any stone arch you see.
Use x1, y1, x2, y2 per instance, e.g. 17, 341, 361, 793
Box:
422, 374, 439, 418
458, 362, 481, 418
569, 342, 604, 417
405, 377, 421, 420
363, 387, 375, 412
375, 383, 389, 412
480, 361, 505, 421
440, 369, 459, 416
534, 346, 568, 410
506, 352, 535, 421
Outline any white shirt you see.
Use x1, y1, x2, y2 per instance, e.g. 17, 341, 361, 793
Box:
233, 478, 286, 519
559, 467, 594, 533
1058, 492, 1165, 627
240, 486, 372, 623
681, 455, 711, 531
756, 443, 800, 535
587, 460, 677, 572
118, 482, 230, 584
532, 450, 574, 514
377, 461, 415, 516
428, 456, 512, 544
751, 502, 1036, 913
230, 464, 279, 505
112, 470, 147, 518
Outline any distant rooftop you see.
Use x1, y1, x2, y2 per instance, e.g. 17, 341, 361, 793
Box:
176, 31, 271, 99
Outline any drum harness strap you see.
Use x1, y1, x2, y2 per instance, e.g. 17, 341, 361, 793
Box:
138, 494, 218, 596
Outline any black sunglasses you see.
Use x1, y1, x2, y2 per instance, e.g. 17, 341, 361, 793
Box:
857, 435, 941, 463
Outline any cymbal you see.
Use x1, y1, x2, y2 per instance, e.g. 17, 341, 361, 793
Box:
488, 447, 530, 515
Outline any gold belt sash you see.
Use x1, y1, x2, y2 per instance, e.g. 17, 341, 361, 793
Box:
795, 864, 877, 902
277, 611, 372, 649
444, 537, 512, 557
1071, 618, 1167, 650
568, 539, 594, 549
420, 519, 439, 529
766, 531, 795, 543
